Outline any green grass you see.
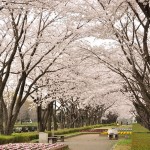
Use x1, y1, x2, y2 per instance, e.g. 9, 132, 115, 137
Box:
114, 137, 132, 150
132, 133, 150, 150
117, 125, 132, 129
117, 139, 132, 145
132, 124, 149, 132
114, 125, 132, 150
131, 124, 150, 150
115, 124, 150, 150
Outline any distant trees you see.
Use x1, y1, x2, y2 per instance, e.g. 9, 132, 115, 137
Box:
27, 48, 120, 131
105, 111, 118, 124
17, 101, 34, 123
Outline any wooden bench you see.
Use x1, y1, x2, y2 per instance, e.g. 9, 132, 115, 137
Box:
48, 135, 64, 143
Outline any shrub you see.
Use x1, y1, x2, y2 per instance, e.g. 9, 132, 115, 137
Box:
0, 123, 115, 144
0, 133, 38, 145
0, 136, 15, 145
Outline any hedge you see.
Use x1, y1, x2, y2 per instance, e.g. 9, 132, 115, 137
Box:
0, 123, 116, 144
0, 133, 39, 145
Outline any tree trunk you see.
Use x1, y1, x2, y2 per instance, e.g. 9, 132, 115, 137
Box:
5, 111, 20, 135
60, 109, 64, 129
53, 114, 58, 130
0, 96, 3, 134
5, 122, 15, 135
0, 76, 3, 134
53, 101, 58, 130
47, 102, 53, 131
37, 105, 45, 132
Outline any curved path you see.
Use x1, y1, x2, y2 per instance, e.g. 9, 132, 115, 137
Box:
64, 134, 117, 150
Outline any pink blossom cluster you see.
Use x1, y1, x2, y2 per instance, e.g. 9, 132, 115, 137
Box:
0, 143, 65, 150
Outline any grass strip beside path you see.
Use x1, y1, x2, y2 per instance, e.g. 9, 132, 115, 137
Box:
114, 124, 150, 150
114, 139, 131, 150
132, 124, 149, 132
132, 124, 150, 150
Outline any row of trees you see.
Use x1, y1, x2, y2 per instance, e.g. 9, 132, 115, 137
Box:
26, 65, 119, 131
19, 98, 118, 132
0, 0, 122, 135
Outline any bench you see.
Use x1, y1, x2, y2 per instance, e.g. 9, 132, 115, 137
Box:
48, 137, 57, 143
48, 135, 64, 143
54, 135, 64, 142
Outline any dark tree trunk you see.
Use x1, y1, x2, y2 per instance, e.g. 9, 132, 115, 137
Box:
0, 76, 3, 134
0, 96, 3, 134
47, 102, 53, 131
60, 109, 64, 129
5, 108, 20, 135
37, 105, 45, 132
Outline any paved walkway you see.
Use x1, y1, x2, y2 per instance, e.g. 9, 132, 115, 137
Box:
64, 134, 117, 150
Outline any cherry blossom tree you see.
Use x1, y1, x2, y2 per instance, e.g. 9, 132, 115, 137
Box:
0, 0, 141, 135
55, 42, 127, 127
80, 0, 150, 129
0, 0, 83, 135
27, 42, 124, 130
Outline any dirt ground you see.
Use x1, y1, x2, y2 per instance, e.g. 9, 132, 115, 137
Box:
64, 134, 117, 150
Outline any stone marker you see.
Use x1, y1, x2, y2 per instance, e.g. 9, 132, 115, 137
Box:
39, 132, 48, 143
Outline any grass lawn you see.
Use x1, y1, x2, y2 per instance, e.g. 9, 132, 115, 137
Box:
117, 125, 132, 129
114, 125, 132, 150
114, 138, 132, 150
132, 133, 150, 150
131, 124, 150, 150
114, 124, 150, 150
115, 145, 131, 150
132, 124, 149, 132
